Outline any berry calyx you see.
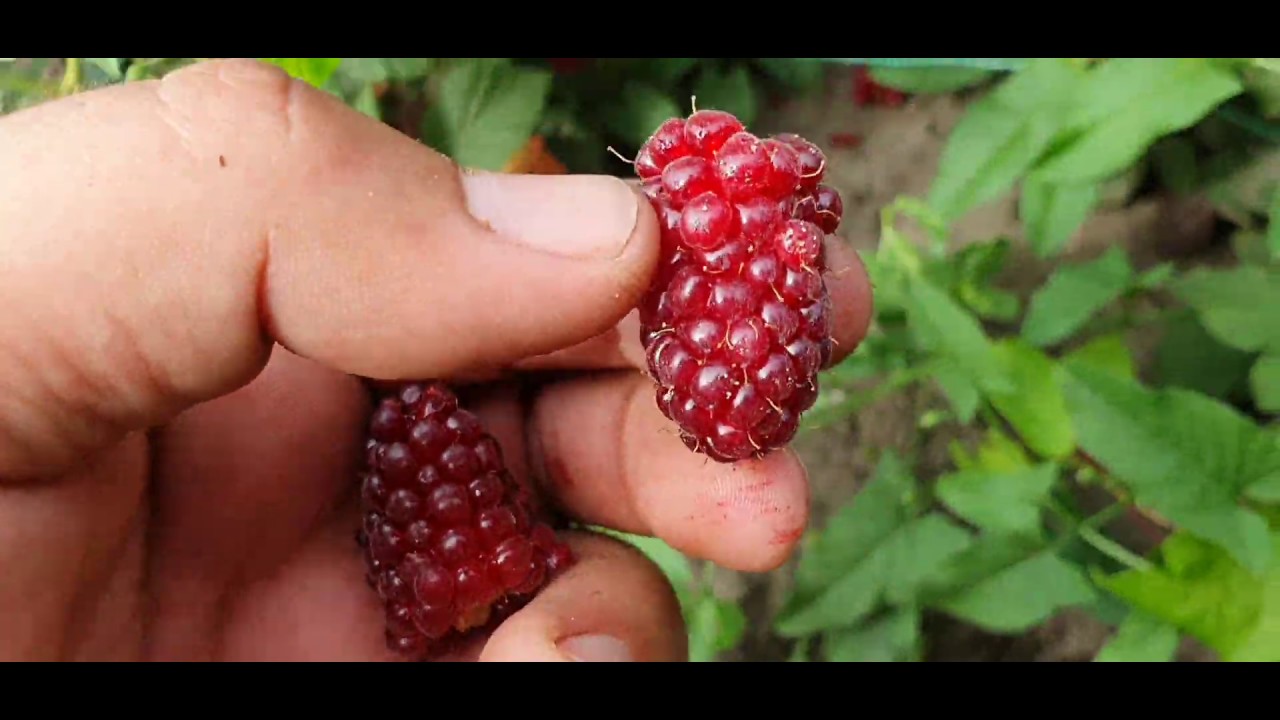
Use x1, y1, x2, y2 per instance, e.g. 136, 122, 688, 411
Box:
630, 108, 844, 463
356, 381, 574, 660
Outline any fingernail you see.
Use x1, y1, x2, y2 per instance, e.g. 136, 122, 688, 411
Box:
558, 634, 634, 662
462, 171, 639, 259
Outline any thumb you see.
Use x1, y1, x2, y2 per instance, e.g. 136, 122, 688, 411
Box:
0, 59, 657, 480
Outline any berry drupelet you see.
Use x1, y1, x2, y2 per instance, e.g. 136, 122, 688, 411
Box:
631, 110, 844, 463
356, 380, 574, 660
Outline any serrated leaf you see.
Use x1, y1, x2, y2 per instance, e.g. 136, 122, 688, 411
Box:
939, 550, 1096, 632
823, 607, 922, 661
869, 66, 994, 94
1059, 362, 1279, 573
904, 275, 1013, 395
1251, 354, 1280, 413
421, 58, 552, 171
776, 514, 973, 637
950, 427, 1032, 474
1022, 246, 1134, 347
1094, 611, 1180, 662
260, 58, 342, 89
986, 339, 1077, 459
1064, 333, 1136, 380
1095, 532, 1267, 658
928, 59, 1086, 221
790, 452, 918, 596
1174, 265, 1280, 355
1035, 58, 1243, 183
692, 65, 758, 128
1019, 173, 1100, 257
936, 463, 1057, 536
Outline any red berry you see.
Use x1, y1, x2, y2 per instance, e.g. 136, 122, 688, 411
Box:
684, 109, 745, 156
631, 110, 840, 463
357, 381, 574, 660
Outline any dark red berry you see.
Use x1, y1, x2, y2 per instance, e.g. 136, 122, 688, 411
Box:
630, 110, 840, 463
357, 381, 574, 660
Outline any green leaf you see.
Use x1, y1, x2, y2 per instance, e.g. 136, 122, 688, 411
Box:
1155, 310, 1257, 401
935, 463, 1057, 536
949, 427, 1033, 474
339, 58, 434, 83
903, 274, 1013, 395
601, 531, 694, 589
1251, 354, 1280, 413
752, 58, 824, 91
687, 594, 746, 662
949, 238, 1021, 322
1059, 362, 1279, 573
755, 58, 825, 91
1019, 173, 1100, 257
1064, 333, 1136, 381
789, 452, 918, 597
1022, 246, 1134, 348
1094, 611, 1181, 662
987, 339, 1077, 460
1095, 532, 1267, 658
83, 58, 124, 81
421, 58, 552, 171
1229, 534, 1280, 661
351, 83, 380, 120
931, 360, 981, 422
776, 514, 973, 637
928, 59, 1086, 220
625, 58, 698, 85
600, 81, 683, 148
1174, 265, 1280, 355
1269, 188, 1280, 260
938, 550, 1097, 632
823, 608, 922, 661
1035, 58, 1243, 183
260, 58, 342, 89
692, 65, 758, 128
869, 66, 994, 94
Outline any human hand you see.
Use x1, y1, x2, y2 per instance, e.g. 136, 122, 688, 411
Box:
0, 59, 873, 661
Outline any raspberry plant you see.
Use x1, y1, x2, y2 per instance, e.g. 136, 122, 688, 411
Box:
5, 57, 1280, 662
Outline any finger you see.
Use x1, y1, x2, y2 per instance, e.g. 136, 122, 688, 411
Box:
529, 372, 810, 573
142, 347, 369, 659
478, 531, 686, 662
0, 58, 659, 480
513, 232, 874, 374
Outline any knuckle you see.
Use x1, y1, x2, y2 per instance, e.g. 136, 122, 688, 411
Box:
153, 58, 300, 159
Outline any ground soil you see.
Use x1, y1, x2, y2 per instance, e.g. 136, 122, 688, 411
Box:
707, 67, 1225, 662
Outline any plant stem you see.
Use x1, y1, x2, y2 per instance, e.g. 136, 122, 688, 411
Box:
58, 58, 81, 96
1077, 524, 1154, 573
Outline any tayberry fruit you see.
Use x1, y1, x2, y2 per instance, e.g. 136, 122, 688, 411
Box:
356, 381, 574, 660
630, 108, 844, 463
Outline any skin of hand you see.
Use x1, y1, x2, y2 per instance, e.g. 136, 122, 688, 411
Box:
0, 58, 874, 662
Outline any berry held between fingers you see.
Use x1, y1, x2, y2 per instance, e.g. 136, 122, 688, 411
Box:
356, 381, 574, 660
631, 109, 844, 463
